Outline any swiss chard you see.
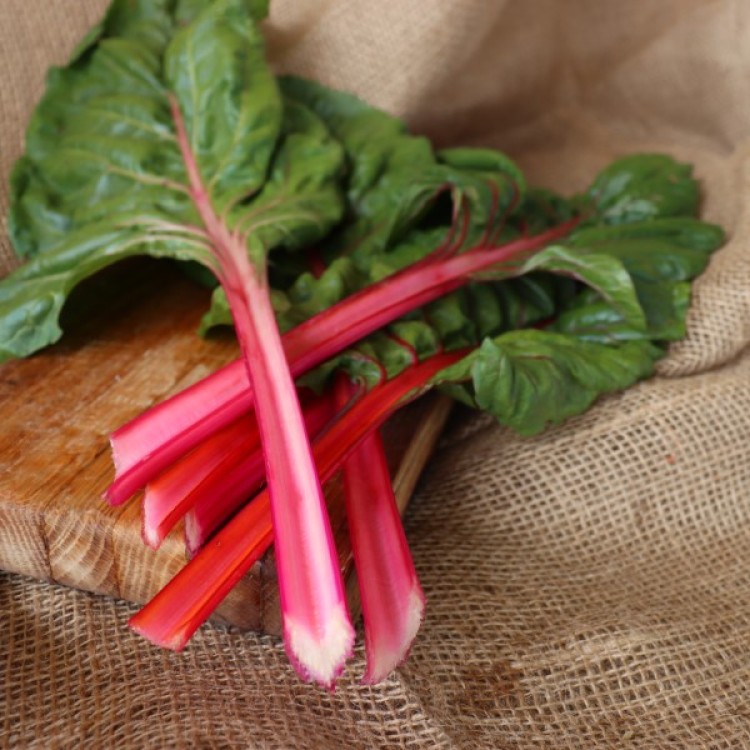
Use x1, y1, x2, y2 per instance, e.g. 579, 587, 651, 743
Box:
0, 0, 726, 689
104, 220, 575, 505
128, 351, 466, 656
126, 308, 665, 661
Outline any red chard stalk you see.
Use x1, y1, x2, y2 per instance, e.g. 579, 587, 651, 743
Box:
334, 375, 426, 684
128, 351, 465, 672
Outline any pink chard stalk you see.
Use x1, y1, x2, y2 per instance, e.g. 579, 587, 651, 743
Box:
160, 85, 354, 684
335, 376, 426, 684
128, 352, 465, 672
182, 391, 334, 557
141, 390, 333, 553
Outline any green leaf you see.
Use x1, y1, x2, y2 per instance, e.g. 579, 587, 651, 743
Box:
511, 187, 577, 235
279, 257, 359, 328
280, 76, 524, 269
584, 154, 699, 225
517, 244, 647, 330
165, 0, 282, 212
552, 280, 692, 343
0, 224, 212, 360
435, 330, 661, 436
225, 99, 345, 252
1, 1, 346, 362
202, 80, 528, 333
280, 76, 437, 211
549, 217, 723, 343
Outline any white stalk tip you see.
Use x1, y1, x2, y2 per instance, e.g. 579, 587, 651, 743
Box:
141, 497, 163, 550
363, 585, 425, 685
284, 603, 355, 688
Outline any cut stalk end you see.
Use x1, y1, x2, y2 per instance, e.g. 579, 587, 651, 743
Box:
361, 584, 425, 685
284, 603, 356, 688
128, 613, 188, 652
141, 501, 164, 550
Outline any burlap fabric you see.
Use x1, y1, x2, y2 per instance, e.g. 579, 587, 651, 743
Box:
3, 2, 750, 747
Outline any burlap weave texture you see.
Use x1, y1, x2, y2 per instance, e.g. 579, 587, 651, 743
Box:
2, 2, 750, 748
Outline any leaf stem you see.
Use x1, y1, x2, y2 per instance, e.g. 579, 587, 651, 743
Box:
334, 375, 425, 684
166, 94, 354, 686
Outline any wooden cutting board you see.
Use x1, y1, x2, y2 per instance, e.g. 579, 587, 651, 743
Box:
0, 260, 451, 634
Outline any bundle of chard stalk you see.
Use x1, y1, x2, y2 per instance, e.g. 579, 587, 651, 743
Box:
0, 0, 725, 688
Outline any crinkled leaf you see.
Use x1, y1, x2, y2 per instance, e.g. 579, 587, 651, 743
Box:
165, 0, 281, 213
298, 322, 442, 392
279, 76, 524, 267
298, 272, 572, 394
583, 154, 699, 225
435, 331, 661, 436
302, 188, 720, 435
200, 83, 528, 331
551, 281, 693, 343
549, 217, 723, 343
224, 99, 344, 255
1, 0, 344, 362
201, 255, 358, 335
0, 225, 211, 360
514, 244, 647, 330
511, 187, 577, 235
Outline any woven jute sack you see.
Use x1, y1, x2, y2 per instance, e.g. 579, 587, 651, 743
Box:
3, 2, 750, 748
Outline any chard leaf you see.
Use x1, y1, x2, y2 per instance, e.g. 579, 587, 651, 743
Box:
165, 0, 281, 213
551, 281, 693, 343
300, 165, 720, 433
0, 225, 211, 361
568, 216, 724, 254
298, 272, 574, 394
1, 0, 344, 362
280, 76, 438, 217
277, 257, 360, 330
299, 323, 442, 392
225, 99, 344, 252
200, 83, 528, 332
280, 77, 525, 257
471, 162, 723, 333
584, 153, 699, 224
513, 244, 647, 330
548, 217, 723, 343
279, 77, 524, 268
511, 187, 577, 234
255, 156, 711, 346
435, 331, 661, 436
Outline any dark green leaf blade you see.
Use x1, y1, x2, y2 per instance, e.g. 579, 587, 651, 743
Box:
584, 154, 699, 225
226, 99, 345, 252
435, 330, 661, 436
516, 244, 647, 330
280, 76, 525, 269
0, 224, 212, 361
165, 0, 282, 212
2, 1, 351, 362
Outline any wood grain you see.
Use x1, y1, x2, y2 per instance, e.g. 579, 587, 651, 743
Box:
0, 260, 450, 633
